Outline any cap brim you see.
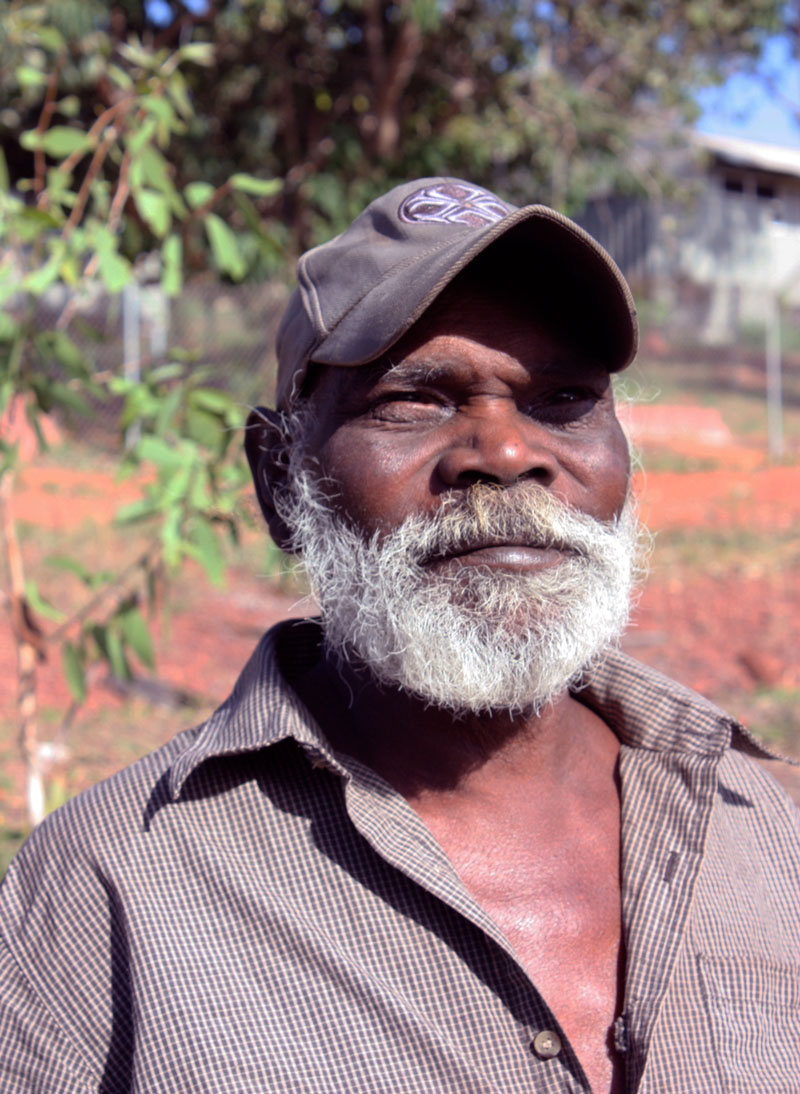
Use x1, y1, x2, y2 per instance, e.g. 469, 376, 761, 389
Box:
310, 205, 638, 375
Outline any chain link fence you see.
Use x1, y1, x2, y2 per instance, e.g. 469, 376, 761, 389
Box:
50, 278, 289, 447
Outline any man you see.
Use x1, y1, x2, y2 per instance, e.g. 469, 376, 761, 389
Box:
1, 179, 798, 1093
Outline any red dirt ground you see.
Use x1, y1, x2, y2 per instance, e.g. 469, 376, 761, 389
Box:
2, 415, 799, 827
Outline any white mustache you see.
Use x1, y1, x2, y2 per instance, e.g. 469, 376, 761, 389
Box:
362, 482, 628, 569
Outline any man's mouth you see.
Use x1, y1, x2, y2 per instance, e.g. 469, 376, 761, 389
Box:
422, 539, 573, 573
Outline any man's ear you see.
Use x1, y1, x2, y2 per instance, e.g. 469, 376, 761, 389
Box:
244, 406, 297, 553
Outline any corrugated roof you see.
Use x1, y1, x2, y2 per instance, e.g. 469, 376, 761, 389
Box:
695, 132, 800, 178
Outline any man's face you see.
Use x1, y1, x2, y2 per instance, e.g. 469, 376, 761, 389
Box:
302, 284, 631, 544
272, 282, 640, 715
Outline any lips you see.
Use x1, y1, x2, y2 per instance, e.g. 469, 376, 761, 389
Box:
423, 539, 572, 573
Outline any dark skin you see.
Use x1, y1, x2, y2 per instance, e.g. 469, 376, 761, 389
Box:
246, 280, 631, 1093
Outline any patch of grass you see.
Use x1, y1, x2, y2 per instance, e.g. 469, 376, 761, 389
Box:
719, 686, 800, 755
652, 523, 800, 577
633, 448, 727, 474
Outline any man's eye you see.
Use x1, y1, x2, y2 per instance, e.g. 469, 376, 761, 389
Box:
527, 388, 600, 423
551, 387, 593, 403
368, 391, 445, 421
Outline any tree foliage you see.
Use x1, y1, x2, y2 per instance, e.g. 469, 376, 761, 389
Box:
1, 0, 786, 256
0, 1, 279, 824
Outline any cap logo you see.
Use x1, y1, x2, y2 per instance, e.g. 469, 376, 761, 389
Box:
398, 182, 508, 228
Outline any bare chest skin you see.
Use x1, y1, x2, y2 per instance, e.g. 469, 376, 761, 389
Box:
407, 712, 625, 1094
298, 656, 626, 1093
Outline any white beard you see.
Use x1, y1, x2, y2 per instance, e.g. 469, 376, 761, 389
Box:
276, 444, 645, 717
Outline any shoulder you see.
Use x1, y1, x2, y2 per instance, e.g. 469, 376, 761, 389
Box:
5, 723, 200, 890
714, 747, 800, 854
0, 724, 202, 1092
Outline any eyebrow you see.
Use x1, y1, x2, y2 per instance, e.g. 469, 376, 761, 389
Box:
350, 349, 609, 397
378, 359, 450, 386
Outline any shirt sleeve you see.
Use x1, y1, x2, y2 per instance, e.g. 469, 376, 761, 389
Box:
0, 933, 98, 1093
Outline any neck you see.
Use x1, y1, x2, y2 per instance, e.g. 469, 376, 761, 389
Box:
298, 650, 601, 800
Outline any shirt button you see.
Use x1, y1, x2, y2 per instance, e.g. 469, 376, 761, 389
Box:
532, 1030, 562, 1059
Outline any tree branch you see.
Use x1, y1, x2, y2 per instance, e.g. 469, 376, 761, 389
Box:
33, 55, 64, 201
61, 128, 118, 241
47, 540, 163, 646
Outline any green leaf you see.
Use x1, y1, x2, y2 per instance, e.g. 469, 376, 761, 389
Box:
114, 497, 159, 525
133, 145, 185, 215
23, 248, 65, 293
107, 63, 134, 90
62, 641, 87, 703
37, 330, 88, 376
12, 204, 65, 242
98, 249, 132, 292
189, 517, 225, 586
184, 181, 215, 209
127, 117, 158, 158
89, 623, 109, 660
137, 434, 187, 471
19, 129, 43, 152
119, 607, 154, 669
204, 213, 246, 280
161, 464, 192, 505
118, 41, 157, 69
178, 42, 216, 66
16, 65, 48, 90
25, 579, 64, 623
153, 383, 183, 436
230, 174, 283, 198
56, 95, 80, 119
161, 233, 183, 296
0, 147, 9, 192
41, 127, 91, 159
166, 69, 193, 119
29, 377, 55, 413
106, 626, 131, 680
38, 26, 65, 52
119, 384, 158, 429
148, 362, 185, 383
45, 382, 92, 416
134, 188, 171, 237
161, 506, 183, 568
0, 312, 19, 340
142, 94, 179, 136
46, 555, 93, 585
138, 144, 171, 190
189, 387, 234, 415
186, 405, 225, 450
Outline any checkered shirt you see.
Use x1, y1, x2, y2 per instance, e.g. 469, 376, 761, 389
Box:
1, 619, 799, 1092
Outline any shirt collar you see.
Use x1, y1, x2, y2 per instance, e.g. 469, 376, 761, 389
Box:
577, 645, 784, 761
168, 621, 785, 800
168, 619, 343, 799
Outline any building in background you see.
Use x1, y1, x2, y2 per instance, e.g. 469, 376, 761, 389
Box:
580, 134, 800, 347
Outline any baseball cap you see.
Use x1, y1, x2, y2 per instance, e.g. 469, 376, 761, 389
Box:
275, 177, 638, 408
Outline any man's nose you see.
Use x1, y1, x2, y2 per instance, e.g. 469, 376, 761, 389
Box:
435, 408, 559, 488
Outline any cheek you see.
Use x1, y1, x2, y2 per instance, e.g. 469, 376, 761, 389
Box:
315, 430, 434, 533
589, 422, 631, 519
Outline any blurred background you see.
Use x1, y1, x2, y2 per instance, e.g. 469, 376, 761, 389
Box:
1, 0, 799, 864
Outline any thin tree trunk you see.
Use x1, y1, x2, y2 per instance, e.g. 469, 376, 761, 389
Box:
0, 471, 45, 826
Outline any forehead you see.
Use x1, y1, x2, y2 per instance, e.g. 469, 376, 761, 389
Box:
310, 277, 606, 402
